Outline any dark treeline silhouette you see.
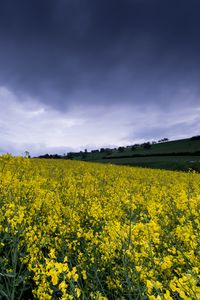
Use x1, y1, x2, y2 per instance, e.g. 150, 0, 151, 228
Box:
190, 135, 200, 141
37, 154, 63, 159
35, 138, 169, 159
35, 136, 200, 160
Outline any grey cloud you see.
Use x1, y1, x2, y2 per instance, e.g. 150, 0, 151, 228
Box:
0, 1, 200, 154
0, 0, 200, 110
127, 106, 200, 142
0, 86, 199, 155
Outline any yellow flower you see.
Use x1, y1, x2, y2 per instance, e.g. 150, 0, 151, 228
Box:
81, 270, 87, 280
76, 287, 81, 298
0, 155, 200, 299
164, 290, 173, 300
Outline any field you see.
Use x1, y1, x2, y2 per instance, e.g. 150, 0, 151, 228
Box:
0, 155, 200, 299
71, 138, 200, 172
94, 156, 200, 172
107, 138, 200, 157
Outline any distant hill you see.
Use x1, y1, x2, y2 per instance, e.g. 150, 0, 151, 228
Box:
71, 136, 200, 172
105, 137, 200, 158
37, 136, 200, 172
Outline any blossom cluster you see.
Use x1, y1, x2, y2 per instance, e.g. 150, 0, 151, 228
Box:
0, 154, 199, 299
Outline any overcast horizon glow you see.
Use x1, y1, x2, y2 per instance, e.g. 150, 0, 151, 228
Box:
0, 0, 200, 155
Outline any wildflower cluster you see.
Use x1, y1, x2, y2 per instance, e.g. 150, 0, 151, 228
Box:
0, 154, 199, 299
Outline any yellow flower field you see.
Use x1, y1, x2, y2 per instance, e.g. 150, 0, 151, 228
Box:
0, 154, 199, 299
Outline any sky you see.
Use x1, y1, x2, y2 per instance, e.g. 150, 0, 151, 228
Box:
0, 0, 200, 155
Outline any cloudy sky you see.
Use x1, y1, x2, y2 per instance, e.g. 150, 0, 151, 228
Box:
0, 0, 200, 155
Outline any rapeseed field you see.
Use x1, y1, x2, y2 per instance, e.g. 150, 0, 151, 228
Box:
0, 154, 199, 300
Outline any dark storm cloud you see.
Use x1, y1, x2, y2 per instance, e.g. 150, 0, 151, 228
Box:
0, 0, 200, 110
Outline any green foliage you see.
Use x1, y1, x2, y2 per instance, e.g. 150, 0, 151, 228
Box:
118, 147, 125, 152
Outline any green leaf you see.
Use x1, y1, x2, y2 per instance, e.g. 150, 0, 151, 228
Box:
0, 272, 16, 278
0, 287, 8, 299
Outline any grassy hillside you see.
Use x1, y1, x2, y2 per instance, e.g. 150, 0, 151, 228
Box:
74, 138, 200, 172
106, 138, 200, 158
94, 155, 200, 171
38, 137, 200, 172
